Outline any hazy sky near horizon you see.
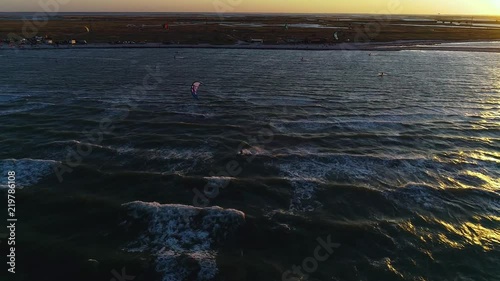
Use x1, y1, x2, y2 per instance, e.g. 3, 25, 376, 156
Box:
1, 0, 500, 15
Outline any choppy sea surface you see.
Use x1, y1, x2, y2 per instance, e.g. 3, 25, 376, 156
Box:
0, 48, 499, 281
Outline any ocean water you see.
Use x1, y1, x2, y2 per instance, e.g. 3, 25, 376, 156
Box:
0, 48, 499, 281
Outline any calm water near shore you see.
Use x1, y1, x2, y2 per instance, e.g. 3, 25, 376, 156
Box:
0, 48, 499, 281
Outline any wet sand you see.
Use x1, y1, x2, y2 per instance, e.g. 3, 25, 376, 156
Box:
1, 41, 499, 53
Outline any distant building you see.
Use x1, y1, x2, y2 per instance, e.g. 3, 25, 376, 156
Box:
70, 39, 77, 45
45, 38, 53, 44
250, 39, 263, 44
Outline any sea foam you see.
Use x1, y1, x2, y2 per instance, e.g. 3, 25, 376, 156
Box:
0, 158, 58, 188
122, 202, 245, 281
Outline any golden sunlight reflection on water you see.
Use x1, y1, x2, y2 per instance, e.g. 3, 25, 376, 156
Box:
400, 216, 500, 252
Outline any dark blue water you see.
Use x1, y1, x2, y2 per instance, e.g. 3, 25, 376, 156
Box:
0, 48, 499, 281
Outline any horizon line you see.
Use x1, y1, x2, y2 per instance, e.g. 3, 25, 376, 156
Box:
0, 11, 499, 17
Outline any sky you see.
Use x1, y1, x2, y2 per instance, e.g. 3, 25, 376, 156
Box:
1, 0, 500, 15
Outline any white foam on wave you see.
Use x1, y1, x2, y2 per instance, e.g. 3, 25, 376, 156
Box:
122, 202, 245, 281
152, 148, 212, 175
48, 140, 112, 151
383, 183, 445, 211
276, 152, 340, 212
0, 159, 59, 188
0, 102, 50, 116
280, 154, 380, 183
274, 149, 443, 212
167, 110, 217, 118
270, 119, 409, 134
115, 146, 136, 155
167, 104, 218, 119
117, 146, 213, 161
283, 149, 436, 184
275, 146, 430, 161
116, 146, 214, 174
278, 160, 329, 213
148, 147, 213, 162
277, 154, 376, 211
202, 176, 235, 191
270, 120, 336, 133
289, 180, 322, 212
239, 146, 269, 156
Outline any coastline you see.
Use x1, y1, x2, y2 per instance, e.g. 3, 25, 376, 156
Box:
1, 40, 500, 53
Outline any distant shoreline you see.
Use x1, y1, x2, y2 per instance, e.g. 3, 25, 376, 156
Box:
2, 14, 500, 47
1, 40, 500, 53
1, 12, 499, 17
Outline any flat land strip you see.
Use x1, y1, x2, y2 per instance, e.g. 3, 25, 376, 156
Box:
1, 14, 500, 45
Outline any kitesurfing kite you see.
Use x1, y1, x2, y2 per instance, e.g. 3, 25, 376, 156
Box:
65, 25, 90, 37
191, 82, 202, 99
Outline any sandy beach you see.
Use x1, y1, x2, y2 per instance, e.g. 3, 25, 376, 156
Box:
2, 40, 500, 53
